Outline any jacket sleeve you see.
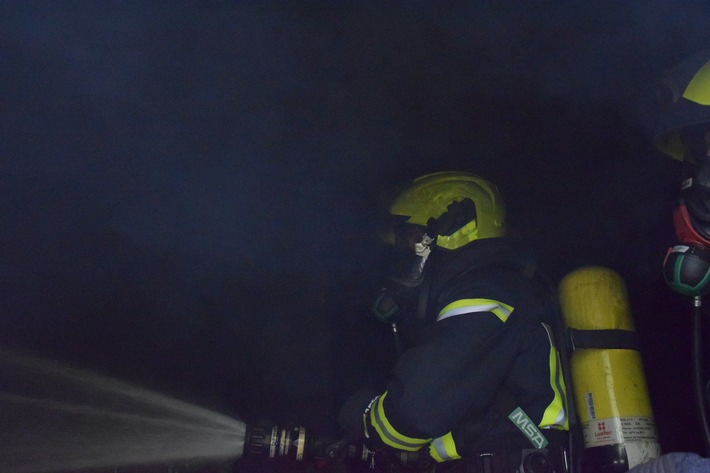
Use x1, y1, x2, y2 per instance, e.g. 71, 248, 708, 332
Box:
363, 301, 519, 457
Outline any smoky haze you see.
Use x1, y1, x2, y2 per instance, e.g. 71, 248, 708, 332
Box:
1, 0, 708, 460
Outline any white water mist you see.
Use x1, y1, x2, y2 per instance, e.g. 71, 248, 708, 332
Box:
0, 349, 246, 473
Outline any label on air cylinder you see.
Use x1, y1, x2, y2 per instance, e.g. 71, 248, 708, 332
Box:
583, 416, 657, 447
583, 416, 660, 468
626, 441, 662, 469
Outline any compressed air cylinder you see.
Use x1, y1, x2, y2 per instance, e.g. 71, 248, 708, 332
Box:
559, 266, 660, 472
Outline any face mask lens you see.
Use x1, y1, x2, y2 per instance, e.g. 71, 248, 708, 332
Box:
393, 223, 425, 248
388, 249, 423, 285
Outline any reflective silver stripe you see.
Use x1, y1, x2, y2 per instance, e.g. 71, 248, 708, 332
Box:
431, 432, 461, 462
431, 437, 453, 461
437, 299, 513, 322
370, 397, 426, 451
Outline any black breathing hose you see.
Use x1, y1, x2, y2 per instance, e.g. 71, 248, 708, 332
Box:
692, 296, 710, 455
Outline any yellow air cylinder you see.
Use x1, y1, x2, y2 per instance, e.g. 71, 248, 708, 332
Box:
558, 266, 660, 472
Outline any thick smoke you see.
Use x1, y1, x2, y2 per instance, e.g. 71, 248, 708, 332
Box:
1, 1, 709, 456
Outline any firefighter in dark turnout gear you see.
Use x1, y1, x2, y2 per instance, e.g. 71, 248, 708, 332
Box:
340, 172, 570, 472
656, 49, 710, 297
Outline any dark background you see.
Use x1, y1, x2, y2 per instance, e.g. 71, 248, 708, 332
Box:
1, 0, 709, 466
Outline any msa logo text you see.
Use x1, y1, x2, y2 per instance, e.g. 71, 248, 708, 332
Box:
508, 407, 549, 449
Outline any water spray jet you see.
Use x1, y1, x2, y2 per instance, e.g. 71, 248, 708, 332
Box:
0, 349, 246, 473
0, 349, 430, 472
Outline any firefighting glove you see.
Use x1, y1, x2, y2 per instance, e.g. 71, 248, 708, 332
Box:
337, 388, 379, 442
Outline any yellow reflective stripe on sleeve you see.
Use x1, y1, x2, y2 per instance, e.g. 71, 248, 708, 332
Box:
539, 323, 568, 429
429, 432, 461, 462
437, 298, 514, 323
369, 391, 431, 451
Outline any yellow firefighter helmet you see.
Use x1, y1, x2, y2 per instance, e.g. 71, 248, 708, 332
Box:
388, 171, 507, 250
655, 49, 710, 162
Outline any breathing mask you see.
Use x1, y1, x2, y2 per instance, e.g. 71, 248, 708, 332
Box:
372, 225, 434, 324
